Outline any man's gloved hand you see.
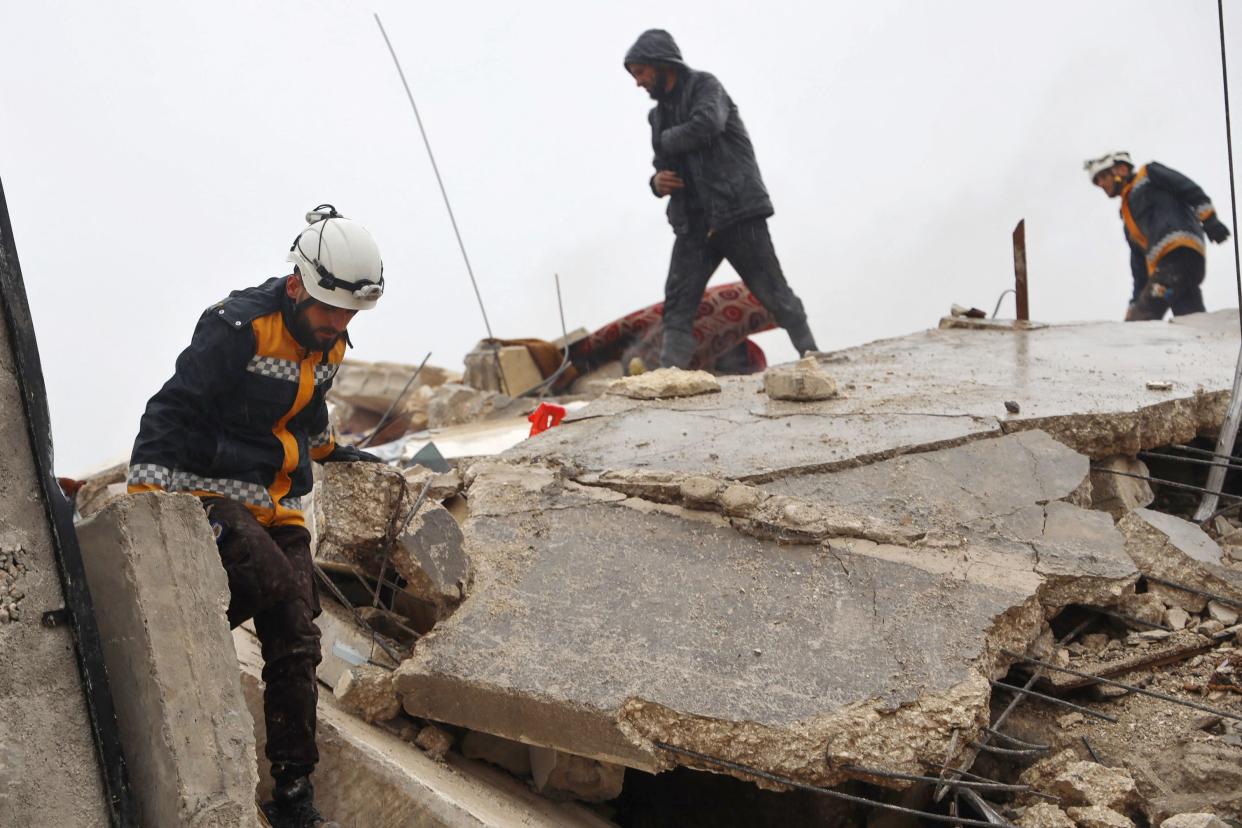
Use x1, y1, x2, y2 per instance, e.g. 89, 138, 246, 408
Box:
1204, 214, 1231, 244
322, 444, 384, 464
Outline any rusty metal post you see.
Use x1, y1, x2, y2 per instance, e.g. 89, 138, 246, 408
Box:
1012, 220, 1029, 321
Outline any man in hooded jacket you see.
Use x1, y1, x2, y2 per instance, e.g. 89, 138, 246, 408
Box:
624, 29, 818, 368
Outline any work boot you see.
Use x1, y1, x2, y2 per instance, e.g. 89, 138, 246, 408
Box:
786, 321, 818, 357
261, 777, 339, 828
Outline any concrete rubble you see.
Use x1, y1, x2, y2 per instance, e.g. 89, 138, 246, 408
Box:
393, 313, 1242, 797
76, 492, 259, 827
606, 367, 720, 399
763, 355, 838, 401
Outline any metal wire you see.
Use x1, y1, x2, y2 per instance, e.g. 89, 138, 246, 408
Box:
843, 764, 1034, 793
1094, 467, 1242, 500
969, 740, 1047, 757
358, 351, 432, 448
1140, 449, 1242, 475
991, 289, 1015, 319
1002, 649, 1242, 722
1216, 0, 1242, 338
652, 742, 1018, 828
982, 727, 1048, 750
312, 563, 403, 663
374, 14, 494, 340
988, 680, 1118, 722
1144, 575, 1242, 610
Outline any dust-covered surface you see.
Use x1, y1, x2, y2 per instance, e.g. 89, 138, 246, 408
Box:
0, 310, 110, 825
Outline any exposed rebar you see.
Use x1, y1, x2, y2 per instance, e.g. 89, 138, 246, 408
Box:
313, 563, 403, 663
358, 351, 432, 448
1002, 649, 1242, 722
653, 742, 1018, 828
1144, 575, 1242, 610
843, 764, 1034, 793
969, 740, 1048, 757
1140, 449, 1242, 475
989, 680, 1118, 722
1094, 467, 1242, 500
982, 727, 1048, 750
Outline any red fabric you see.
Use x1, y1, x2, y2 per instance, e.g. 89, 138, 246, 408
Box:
571, 282, 774, 372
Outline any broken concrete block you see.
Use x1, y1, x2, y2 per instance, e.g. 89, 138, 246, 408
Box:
1048, 762, 1140, 812
73, 460, 127, 519
404, 465, 463, 502
415, 725, 454, 762
606, 367, 720, 400
334, 665, 401, 723
1166, 607, 1192, 630
314, 461, 406, 565
1017, 803, 1077, 828
426, 383, 516, 429
1118, 592, 1167, 627
77, 492, 257, 828
461, 731, 532, 777
1206, 600, 1238, 626
763, 356, 838, 401
1119, 510, 1242, 616
529, 747, 624, 803
392, 501, 469, 618
1161, 815, 1230, 828
1019, 749, 1082, 795
1065, 806, 1136, 828
1089, 457, 1154, 520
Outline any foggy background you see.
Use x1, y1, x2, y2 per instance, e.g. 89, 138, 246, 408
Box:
1, 0, 1239, 475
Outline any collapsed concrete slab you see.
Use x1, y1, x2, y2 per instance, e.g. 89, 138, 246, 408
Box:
233, 629, 615, 828
1118, 509, 1242, 612
77, 492, 257, 828
395, 316, 1236, 791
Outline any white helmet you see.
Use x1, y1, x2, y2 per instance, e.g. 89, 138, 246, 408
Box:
1084, 151, 1134, 182
287, 204, 384, 311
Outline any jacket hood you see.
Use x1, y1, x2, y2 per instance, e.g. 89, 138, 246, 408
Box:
624, 29, 688, 70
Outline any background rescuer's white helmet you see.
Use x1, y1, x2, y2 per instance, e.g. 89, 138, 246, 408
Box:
287, 204, 384, 311
1083, 151, 1134, 182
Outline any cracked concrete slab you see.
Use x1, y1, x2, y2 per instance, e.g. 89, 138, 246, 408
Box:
512, 314, 1237, 478
394, 317, 1235, 791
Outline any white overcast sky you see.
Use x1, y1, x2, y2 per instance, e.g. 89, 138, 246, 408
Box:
2, 0, 1240, 475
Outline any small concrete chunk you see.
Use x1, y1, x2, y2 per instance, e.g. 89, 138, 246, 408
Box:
529, 747, 624, 803
1166, 607, 1192, 630
763, 356, 839, 401
77, 492, 257, 828
461, 731, 532, 777
1017, 802, 1077, 828
606, 367, 720, 399
314, 461, 406, 564
1048, 762, 1139, 812
1066, 805, 1136, 828
1206, 600, 1238, 626
404, 466, 464, 502
334, 665, 401, 723
392, 501, 469, 618
1161, 815, 1230, 828
1019, 750, 1083, 798
1089, 457, 1154, 520
415, 725, 454, 762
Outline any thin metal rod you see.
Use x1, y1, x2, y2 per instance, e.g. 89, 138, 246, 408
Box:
313, 563, 403, 663
927, 762, 1060, 803
374, 14, 494, 339
982, 727, 1048, 750
959, 789, 1008, 827
653, 742, 1017, 828
519, 273, 573, 399
1081, 736, 1102, 764
1079, 603, 1172, 631
397, 476, 436, 538
1094, 467, 1242, 500
988, 680, 1118, 722
1172, 443, 1242, 462
968, 740, 1047, 757
1140, 449, 1242, 475
1217, 0, 1242, 337
991, 289, 1015, 319
1002, 649, 1242, 722
359, 351, 432, 447
1144, 575, 1242, 610
845, 764, 1034, 793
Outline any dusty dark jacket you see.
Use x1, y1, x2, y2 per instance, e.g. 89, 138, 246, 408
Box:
625, 30, 774, 236
1121, 161, 1218, 300
128, 276, 343, 527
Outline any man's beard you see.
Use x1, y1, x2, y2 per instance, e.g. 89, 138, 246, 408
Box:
648, 66, 675, 100
289, 300, 342, 351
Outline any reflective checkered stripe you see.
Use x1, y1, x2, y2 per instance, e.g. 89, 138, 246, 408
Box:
1146, 230, 1205, 275
309, 426, 333, 449
313, 363, 337, 386
128, 463, 277, 509
247, 355, 300, 382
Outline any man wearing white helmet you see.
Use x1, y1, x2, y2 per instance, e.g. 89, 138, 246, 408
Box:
127, 205, 385, 828
1085, 151, 1231, 320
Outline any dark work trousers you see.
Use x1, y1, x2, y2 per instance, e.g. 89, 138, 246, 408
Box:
203, 497, 322, 783
1132, 248, 1207, 320
661, 217, 816, 368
